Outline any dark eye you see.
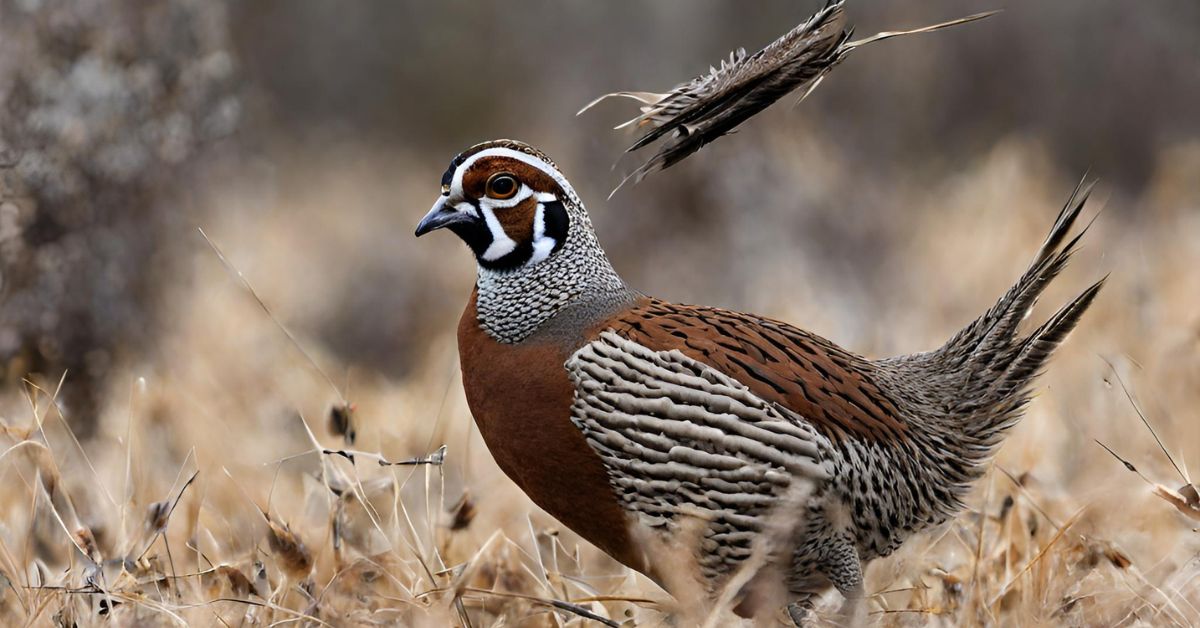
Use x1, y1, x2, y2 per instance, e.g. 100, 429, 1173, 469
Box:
486, 173, 519, 199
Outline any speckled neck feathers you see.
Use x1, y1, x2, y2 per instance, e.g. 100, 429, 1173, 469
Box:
475, 186, 629, 344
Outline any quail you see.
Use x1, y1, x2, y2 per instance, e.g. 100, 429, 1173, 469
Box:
415, 139, 1101, 624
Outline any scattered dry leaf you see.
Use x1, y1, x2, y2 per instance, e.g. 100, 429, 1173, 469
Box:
1152, 483, 1200, 523
328, 402, 357, 445
266, 516, 314, 580
449, 491, 477, 531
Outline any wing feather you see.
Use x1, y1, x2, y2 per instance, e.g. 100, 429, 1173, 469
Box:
605, 299, 909, 441
566, 330, 832, 580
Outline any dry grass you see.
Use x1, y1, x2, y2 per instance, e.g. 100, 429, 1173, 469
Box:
0, 135, 1198, 627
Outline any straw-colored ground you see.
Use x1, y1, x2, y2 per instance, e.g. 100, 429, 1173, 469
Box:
0, 126, 1197, 627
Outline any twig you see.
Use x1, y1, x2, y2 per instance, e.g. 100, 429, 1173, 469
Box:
1093, 440, 1156, 486
995, 465, 1063, 530
988, 505, 1087, 607
321, 445, 446, 467
198, 227, 346, 405
846, 11, 1001, 50
1102, 357, 1187, 483
446, 586, 619, 627
137, 469, 200, 561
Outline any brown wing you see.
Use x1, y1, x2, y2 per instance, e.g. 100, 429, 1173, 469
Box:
598, 298, 907, 442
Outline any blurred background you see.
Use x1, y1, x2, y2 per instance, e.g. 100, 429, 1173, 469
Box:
1, 0, 1198, 625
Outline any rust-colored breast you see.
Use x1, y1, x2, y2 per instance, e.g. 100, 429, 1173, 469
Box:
456, 290, 647, 573
599, 298, 907, 442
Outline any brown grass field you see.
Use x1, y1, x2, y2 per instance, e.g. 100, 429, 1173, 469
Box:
1, 2, 1199, 626
1, 135, 1198, 626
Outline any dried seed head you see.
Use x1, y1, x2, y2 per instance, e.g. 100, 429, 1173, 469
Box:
448, 491, 477, 531
217, 565, 259, 599
1103, 545, 1132, 570
27, 445, 60, 497
998, 495, 1015, 520
266, 517, 313, 580
941, 572, 964, 598
254, 560, 269, 595
332, 498, 345, 551
1152, 483, 1200, 523
147, 500, 170, 535
328, 403, 357, 445
74, 527, 100, 563
1180, 483, 1200, 508
96, 597, 126, 619
1077, 538, 1132, 571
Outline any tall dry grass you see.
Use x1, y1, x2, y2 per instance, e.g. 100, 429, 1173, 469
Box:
0, 133, 1197, 626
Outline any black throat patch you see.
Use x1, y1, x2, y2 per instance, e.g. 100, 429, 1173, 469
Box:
458, 199, 570, 272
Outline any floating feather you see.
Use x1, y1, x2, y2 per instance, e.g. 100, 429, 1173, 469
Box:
580, 1, 998, 193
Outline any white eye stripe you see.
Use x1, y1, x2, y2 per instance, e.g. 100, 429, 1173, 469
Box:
450, 147, 576, 203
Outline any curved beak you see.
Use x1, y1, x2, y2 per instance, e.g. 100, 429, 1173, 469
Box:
415, 196, 477, 237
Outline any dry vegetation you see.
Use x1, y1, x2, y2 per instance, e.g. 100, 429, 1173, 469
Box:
2, 1, 1199, 626
0, 135, 1197, 627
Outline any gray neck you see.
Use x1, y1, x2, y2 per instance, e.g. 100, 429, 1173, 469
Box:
475, 202, 629, 344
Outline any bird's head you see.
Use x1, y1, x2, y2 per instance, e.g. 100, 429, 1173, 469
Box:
415, 140, 576, 272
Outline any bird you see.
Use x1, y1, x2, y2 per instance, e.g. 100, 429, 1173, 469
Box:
578, 1, 996, 190
415, 139, 1102, 624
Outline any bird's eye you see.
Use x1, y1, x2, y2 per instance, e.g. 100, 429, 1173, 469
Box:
485, 173, 519, 200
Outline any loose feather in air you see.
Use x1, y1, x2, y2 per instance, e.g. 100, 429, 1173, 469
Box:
579, 1, 998, 194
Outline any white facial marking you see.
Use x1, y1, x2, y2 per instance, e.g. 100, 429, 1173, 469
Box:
528, 202, 557, 265
441, 145, 574, 269
455, 201, 479, 218
479, 206, 517, 261
448, 147, 576, 202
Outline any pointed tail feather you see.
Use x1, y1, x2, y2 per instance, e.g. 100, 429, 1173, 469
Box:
881, 180, 1104, 453
986, 276, 1106, 403
939, 178, 1096, 374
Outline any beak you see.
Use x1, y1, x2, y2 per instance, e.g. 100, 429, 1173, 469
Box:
415, 196, 476, 237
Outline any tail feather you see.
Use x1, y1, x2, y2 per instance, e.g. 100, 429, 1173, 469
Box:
939, 178, 1094, 373
987, 276, 1105, 402
881, 180, 1103, 451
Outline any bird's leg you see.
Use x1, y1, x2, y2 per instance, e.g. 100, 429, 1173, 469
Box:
786, 595, 815, 627
826, 535, 866, 627
835, 580, 866, 627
